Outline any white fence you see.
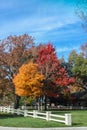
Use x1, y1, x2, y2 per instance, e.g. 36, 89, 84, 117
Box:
0, 106, 72, 126
48, 105, 87, 110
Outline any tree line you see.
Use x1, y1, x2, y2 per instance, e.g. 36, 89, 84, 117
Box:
0, 34, 87, 109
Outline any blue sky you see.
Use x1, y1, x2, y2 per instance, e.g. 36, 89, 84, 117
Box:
0, 0, 87, 60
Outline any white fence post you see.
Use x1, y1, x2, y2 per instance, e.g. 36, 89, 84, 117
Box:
17, 108, 20, 115
11, 108, 14, 114
7, 107, 10, 113
46, 111, 51, 121
65, 114, 72, 126
24, 110, 28, 117
81, 106, 83, 110
33, 110, 37, 118
0, 107, 2, 112
3, 107, 6, 112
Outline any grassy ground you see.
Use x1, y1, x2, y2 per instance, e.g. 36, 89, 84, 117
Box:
0, 110, 87, 128
53, 110, 87, 126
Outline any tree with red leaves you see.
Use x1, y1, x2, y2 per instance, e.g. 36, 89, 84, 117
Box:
37, 43, 75, 110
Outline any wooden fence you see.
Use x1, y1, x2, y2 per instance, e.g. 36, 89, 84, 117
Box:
0, 106, 72, 126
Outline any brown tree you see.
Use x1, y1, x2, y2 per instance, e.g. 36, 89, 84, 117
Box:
0, 34, 34, 108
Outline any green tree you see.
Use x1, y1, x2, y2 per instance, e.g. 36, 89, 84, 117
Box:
68, 50, 87, 90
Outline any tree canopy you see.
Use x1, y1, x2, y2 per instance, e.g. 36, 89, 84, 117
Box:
13, 62, 45, 97
37, 43, 75, 97
0, 34, 87, 107
0, 34, 35, 106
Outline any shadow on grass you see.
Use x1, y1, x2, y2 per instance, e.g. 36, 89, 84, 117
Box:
72, 122, 84, 126
0, 113, 22, 119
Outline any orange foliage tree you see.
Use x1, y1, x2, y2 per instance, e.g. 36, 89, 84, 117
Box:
13, 62, 44, 98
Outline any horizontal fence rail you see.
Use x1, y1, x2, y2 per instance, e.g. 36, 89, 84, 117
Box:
48, 105, 87, 110
0, 106, 72, 126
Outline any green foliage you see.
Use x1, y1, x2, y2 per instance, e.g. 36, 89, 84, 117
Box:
69, 51, 87, 81
68, 49, 87, 94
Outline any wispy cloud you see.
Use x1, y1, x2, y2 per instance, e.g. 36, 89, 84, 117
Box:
56, 45, 80, 53
57, 47, 72, 53
56, 45, 81, 60
0, 0, 79, 38
0, 0, 87, 60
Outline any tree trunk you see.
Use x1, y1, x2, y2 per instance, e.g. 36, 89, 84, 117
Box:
14, 94, 20, 109
44, 95, 47, 111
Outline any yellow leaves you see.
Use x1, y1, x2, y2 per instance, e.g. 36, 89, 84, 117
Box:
15, 88, 30, 96
69, 85, 83, 93
13, 61, 45, 97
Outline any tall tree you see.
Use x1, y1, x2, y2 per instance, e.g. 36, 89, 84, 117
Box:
0, 34, 34, 108
37, 43, 75, 110
68, 50, 87, 90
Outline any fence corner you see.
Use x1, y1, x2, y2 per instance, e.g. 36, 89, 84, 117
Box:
65, 114, 72, 126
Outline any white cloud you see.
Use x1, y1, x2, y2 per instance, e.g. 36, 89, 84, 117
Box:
56, 45, 80, 53
56, 47, 71, 52
0, 4, 80, 37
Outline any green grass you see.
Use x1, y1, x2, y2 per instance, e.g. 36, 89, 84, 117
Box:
72, 110, 87, 126
53, 110, 87, 126
0, 110, 87, 128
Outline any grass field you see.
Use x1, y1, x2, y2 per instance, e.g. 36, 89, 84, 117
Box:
0, 110, 87, 128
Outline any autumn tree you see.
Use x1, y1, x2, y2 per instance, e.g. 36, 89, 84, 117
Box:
37, 43, 75, 110
13, 62, 44, 106
0, 34, 35, 108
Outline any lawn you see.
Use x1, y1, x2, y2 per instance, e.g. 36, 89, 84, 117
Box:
53, 110, 87, 126
0, 110, 87, 128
